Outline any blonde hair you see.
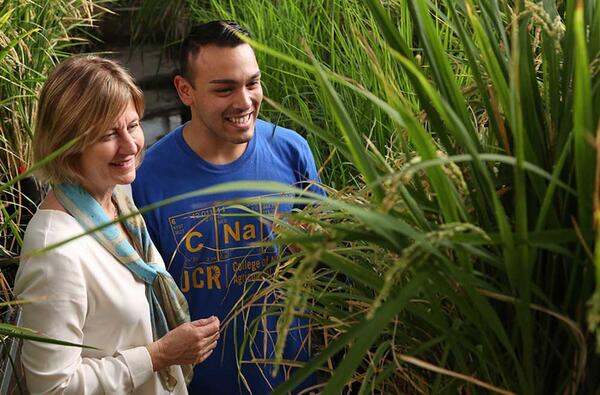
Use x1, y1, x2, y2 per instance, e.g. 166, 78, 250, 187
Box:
33, 55, 144, 184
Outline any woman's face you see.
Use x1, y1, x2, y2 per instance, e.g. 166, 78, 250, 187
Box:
78, 100, 144, 199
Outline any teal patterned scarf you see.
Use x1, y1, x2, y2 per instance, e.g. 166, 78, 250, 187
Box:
53, 183, 192, 391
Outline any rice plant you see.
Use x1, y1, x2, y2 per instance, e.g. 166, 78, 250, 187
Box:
0, 0, 111, 267
0, 0, 112, 340
189, 0, 600, 393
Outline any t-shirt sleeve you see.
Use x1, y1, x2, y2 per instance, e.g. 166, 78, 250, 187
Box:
15, 247, 154, 394
293, 137, 326, 211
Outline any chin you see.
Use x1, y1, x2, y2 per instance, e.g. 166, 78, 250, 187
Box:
232, 134, 253, 145
117, 174, 136, 185
237, 126, 255, 143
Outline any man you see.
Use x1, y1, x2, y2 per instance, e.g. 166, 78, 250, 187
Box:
132, 21, 322, 394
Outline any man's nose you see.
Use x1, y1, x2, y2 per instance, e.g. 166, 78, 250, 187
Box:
233, 88, 252, 109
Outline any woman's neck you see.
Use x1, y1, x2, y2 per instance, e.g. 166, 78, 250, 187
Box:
79, 182, 116, 215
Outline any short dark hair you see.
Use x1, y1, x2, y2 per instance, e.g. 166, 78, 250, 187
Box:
179, 20, 252, 82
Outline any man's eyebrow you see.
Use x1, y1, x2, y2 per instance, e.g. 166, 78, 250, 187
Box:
209, 72, 261, 84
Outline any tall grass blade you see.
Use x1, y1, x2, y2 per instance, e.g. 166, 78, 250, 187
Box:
0, 322, 96, 349
320, 275, 425, 395
572, 0, 595, 233
508, 7, 534, 390
307, 52, 385, 204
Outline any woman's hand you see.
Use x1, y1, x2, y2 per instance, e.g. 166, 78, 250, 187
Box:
147, 316, 220, 371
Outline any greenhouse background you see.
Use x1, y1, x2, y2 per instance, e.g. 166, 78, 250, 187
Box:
1, 0, 599, 394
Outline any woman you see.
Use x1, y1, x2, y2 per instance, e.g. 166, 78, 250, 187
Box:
15, 56, 219, 394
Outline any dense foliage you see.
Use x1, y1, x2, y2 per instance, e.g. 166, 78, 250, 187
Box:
0, 0, 111, 346
189, 0, 600, 393
1, 0, 599, 393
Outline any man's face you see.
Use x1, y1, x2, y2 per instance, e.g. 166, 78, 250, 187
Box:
185, 44, 263, 146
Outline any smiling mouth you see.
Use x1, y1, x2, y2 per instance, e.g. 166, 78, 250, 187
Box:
226, 113, 253, 125
109, 158, 135, 168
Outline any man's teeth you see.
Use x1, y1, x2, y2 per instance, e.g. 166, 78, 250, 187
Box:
228, 113, 252, 125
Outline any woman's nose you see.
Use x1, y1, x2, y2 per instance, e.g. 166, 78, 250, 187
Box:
119, 132, 138, 154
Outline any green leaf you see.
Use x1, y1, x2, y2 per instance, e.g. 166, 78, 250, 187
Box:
572, 0, 595, 233
272, 274, 426, 395
0, 323, 97, 349
308, 52, 385, 203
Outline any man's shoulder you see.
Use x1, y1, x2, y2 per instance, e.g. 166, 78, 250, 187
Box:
144, 125, 183, 160
137, 125, 184, 180
133, 125, 184, 197
255, 119, 309, 148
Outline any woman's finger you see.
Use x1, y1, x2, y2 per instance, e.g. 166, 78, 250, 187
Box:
198, 349, 214, 364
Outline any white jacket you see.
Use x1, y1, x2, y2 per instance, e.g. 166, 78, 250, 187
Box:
15, 209, 187, 395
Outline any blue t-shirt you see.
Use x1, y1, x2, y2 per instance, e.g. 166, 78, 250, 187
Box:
132, 119, 322, 394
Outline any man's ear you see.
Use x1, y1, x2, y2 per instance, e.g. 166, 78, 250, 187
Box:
174, 75, 194, 106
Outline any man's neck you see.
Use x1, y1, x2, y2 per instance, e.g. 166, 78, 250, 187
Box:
182, 122, 248, 165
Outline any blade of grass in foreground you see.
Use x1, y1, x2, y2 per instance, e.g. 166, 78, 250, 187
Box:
320, 275, 425, 395
270, 274, 426, 395
352, 31, 470, 226
508, 7, 534, 391
409, 0, 477, 144
592, 204, 600, 350
321, 57, 466, 224
572, 0, 595, 234
363, 0, 453, 153
0, 323, 96, 349
0, 135, 80, 193
307, 49, 385, 204
262, 96, 352, 160
23, 181, 441, 261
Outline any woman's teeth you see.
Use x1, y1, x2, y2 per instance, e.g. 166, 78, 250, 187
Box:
110, 158, 133, 167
